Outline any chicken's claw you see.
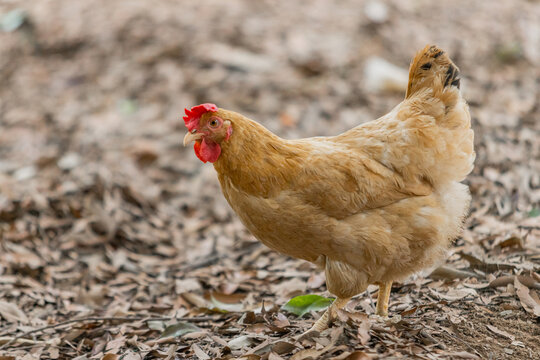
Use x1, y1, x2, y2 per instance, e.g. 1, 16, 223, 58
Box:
299, 297, 350, 338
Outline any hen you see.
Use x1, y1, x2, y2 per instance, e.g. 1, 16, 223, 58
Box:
183, 45, 474, 332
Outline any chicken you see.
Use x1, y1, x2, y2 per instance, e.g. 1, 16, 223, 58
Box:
183, 45, 474, 333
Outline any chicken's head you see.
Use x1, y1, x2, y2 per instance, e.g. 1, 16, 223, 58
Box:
182, 103, 233, 163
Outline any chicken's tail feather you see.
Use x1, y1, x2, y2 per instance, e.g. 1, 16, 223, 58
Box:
405, 45, 460, 99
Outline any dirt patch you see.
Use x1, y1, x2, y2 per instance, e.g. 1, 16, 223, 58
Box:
435, 302, 540, 359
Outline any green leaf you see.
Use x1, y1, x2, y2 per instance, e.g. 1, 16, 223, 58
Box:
528, 208, 540, 218
159, 321, 200, 339
281, 294, 334, 317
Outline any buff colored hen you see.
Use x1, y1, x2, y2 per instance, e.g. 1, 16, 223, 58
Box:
183, 45, 474, 333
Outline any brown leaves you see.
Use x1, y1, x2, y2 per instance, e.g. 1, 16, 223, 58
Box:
458, 252, 516, 273
159, 322, 201, 339
291, 327, 343, 360
0, 0, 539, 359
514, 278, 540, 317
489, 275, 540, 290
102, 354, 119, 360
429, 288, 478, 302
355, 317, 371, 346
337, 310, 370, 345
192, 343, 211, 360
0, 301, 28, 324
486, 324, 515, 341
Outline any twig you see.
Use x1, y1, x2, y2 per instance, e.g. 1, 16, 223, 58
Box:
177, 253, 221, 272
175, 241, 261, 273
0, 336, 46, 347
429, 265, 480, 280
0, 315, 218, 350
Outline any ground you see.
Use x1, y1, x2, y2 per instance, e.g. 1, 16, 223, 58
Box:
0, 0, 539, 359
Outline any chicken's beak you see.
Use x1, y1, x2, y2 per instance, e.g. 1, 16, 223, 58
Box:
183, 132, 203, 146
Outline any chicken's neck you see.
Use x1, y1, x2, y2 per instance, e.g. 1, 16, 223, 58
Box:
213, 115, 304, 197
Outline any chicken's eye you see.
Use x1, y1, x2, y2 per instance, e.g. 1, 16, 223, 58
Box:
209, 118, 220, 128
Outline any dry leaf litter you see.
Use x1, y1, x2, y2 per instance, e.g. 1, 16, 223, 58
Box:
0, 0, 539, 359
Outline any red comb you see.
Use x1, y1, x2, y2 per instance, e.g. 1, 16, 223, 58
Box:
183, 103, 218, 131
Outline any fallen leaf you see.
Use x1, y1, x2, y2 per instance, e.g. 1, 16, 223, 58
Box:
105, 335, 127, 353
227, 335, 254, 350
245, 323, 269, 334
273, 312, 290, 328
192, 343, 210, 360
430, 265, 479, 280
268, 353, 285, 360
182, 293, 209, 308
290, 349, 325, 360
160, 322, 201, 339
443, 351, 480, 359
175, 278, 202, 294
496, 236, 524, 249
49, 347, 60, 359
357, 319, 371, 345
271, 340, 296, 355
208, 294, 244, 313
147, 320, 165, 331
458, 252, 516, 273
291, 327, 342, 359
514, 278, 540, 316
486, 324, 515, 341
0, 301, 29, 324
281, 294, 333, 317
345, 351, 371, 360
530, 289, 540, 306
307, 273, 326, 289
102, 354, 119, 360
429, 288, 478, 301
489, 275, 540, 290
165, 344, 178, 360
237, 355, 261, 360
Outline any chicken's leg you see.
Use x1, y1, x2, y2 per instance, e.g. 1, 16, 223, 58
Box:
375, 281, 392, 316
307, 297, 350, 333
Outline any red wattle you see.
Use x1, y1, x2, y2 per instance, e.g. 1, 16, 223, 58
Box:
193, 142, 206, 163
194, 139, 221, 163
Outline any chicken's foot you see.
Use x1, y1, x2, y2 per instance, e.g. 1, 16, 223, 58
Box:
375, 281, 392, 316
302, 297, 350, 336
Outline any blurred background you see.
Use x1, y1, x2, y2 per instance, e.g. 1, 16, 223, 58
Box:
0, 0, 538, 357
